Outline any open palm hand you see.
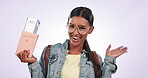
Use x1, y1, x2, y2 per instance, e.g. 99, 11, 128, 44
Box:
106, 45, 128, 58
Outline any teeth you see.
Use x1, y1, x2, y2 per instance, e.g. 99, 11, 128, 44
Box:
73, 36, 79, 40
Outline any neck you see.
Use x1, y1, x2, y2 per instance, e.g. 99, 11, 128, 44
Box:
68, 43, 83, 55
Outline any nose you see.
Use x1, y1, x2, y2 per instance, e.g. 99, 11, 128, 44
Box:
73, 28, 79, 34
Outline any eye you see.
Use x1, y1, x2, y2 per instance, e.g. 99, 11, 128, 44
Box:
69, 24, 75, 29
79, 26, 86, 30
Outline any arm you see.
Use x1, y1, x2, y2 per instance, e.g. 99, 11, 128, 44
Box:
17, 46, 48, 78
28, 61, 45, 78
100, 45, 127, 78
28, 46, 48, 78
100, 55, 117, 78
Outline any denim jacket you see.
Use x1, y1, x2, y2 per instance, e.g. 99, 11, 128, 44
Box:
28, 39, 117, 78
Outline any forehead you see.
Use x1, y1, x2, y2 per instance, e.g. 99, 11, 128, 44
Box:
69, 16, 90, 26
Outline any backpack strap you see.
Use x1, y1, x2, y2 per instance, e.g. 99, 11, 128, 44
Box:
44, 45, 51, 78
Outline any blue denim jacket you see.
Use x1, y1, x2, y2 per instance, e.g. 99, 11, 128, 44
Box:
28, 39, 117, 78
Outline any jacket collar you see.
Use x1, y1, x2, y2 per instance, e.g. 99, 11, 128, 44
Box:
63, 39, 88, 55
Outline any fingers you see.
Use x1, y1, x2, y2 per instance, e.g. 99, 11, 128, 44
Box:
106, 45, 128, 58
17, 50, 37, 63
17, 50, 30, 62
117, 46, 123, 50
22, 50, 29, 62
116, 46, 127, 51
120, 47, 128, 54
122, 47, 128, 52
117, 46, 128, 57
17, 51, 23, 59
106, 44, 111, 51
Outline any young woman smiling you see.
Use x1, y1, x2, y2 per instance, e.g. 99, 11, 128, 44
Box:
17, 7, 128, 78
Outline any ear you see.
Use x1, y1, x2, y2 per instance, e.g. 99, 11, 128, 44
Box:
88, 26, 94, 34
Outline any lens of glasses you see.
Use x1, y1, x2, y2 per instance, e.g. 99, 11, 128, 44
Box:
67, 24, 89, 34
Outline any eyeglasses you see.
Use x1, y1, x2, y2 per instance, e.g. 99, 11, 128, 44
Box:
67, 24, 90, 34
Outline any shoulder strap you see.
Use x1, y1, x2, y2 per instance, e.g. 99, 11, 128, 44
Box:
44, 45, 51, 78
92, 51, 100, 64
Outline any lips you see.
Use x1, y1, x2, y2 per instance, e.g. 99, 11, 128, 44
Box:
73, 36, 80, 39
72, 36, 81, 42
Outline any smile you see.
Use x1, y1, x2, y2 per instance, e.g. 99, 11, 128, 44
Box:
72, 36, 81, 41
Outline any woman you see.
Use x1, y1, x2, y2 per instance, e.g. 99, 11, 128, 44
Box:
17, 7, 128, 78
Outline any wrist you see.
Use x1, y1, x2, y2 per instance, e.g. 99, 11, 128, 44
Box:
28, 58, 37, 64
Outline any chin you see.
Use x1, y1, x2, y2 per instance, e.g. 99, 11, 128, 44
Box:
70, 39, 80, 47
69, 37, 85, 47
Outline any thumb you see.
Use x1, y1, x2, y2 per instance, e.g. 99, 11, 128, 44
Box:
107, 44, 111, 51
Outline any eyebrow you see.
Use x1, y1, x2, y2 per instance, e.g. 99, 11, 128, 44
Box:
69, 23, 75, 25
69, 23, 87, 27
69, 23, 73, 24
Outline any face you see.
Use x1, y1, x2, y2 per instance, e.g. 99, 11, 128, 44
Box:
67, 16, 94, 47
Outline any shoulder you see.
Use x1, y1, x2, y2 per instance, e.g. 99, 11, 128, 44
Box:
51, 39, 69, 50
48, 43, 62, 54
51, 43, 63, 49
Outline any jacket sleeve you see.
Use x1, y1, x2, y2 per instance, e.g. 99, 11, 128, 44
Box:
99, 55, 117, 78
28, 46, 48, 78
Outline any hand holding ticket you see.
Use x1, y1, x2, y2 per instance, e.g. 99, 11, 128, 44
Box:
16, 18, 40, 58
